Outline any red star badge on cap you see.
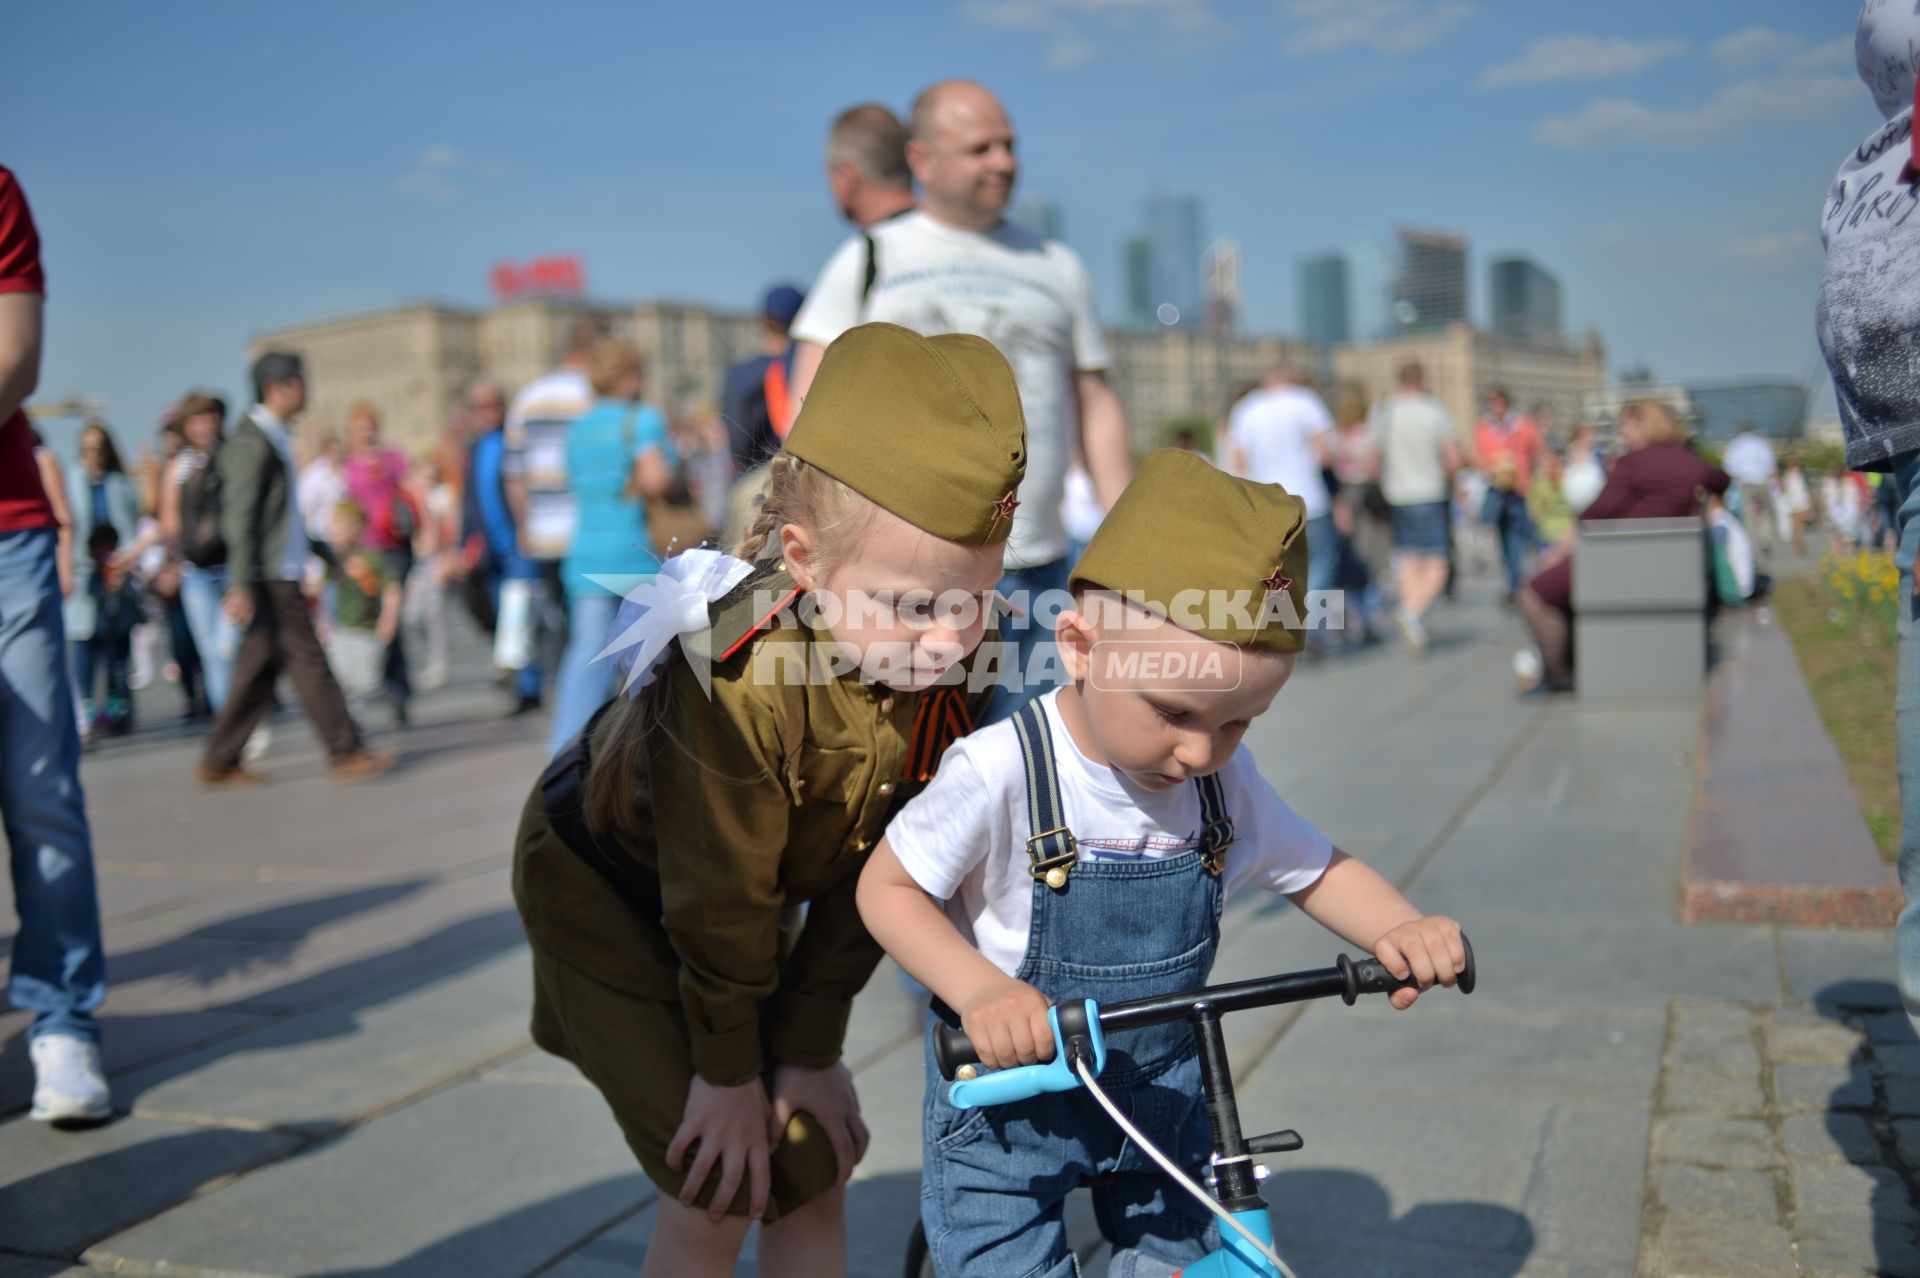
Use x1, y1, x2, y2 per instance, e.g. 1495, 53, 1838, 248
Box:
991, 490, 1020, 525
1261, 567, 1292, 596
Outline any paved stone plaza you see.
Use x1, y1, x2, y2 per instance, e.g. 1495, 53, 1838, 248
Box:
0, 580, 1911, 1277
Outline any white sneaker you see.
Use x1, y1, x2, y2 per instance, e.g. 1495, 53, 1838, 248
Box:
1396, 609, 1429, 653
243, 723, 272, 763
29, 1033, 111, 1125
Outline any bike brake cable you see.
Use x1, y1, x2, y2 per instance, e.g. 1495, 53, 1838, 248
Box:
1074, 1057, 1300, 1278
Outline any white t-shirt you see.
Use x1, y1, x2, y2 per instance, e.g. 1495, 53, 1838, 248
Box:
1228, 385, 1333, 518
1370, 392, 1461, 507
1710, 507, 1755, 600
506, 366, 595, 560
1722, 434, 1777, 487
885, 689, 1333, 978
1060, 461, 1103, 545
791, 210, 1113, 570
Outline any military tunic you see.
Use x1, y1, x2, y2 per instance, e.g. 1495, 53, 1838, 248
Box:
512, 566, 987, 1219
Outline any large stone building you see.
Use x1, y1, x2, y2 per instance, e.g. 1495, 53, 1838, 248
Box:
1333, 322, 1607, 437
252, 298, 1317, 457
250, 300, 761, 455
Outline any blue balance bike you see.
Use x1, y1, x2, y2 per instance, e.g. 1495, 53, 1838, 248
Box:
903, 937, 1476, 1277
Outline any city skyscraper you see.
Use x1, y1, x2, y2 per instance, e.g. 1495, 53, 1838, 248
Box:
1204, 237, 1241, 334
1298, 252, 1350, 348
1145, 193, 1205, 327
1347, 240, 1397, 343
1122, 235, 1153, 331
1010, 198, 1064, 243
1394, 227, 1468, 332
1489, 256, 1563, 345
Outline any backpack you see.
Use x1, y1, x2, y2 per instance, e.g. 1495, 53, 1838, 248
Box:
178, 454, 227, 568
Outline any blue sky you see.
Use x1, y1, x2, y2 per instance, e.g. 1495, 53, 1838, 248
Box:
5, 0, 1882, 445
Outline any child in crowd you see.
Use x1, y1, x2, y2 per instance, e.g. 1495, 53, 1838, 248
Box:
79, 523, 141, 736
511, 323, 1027, 1278
858, 449, 1468, 1278
321, 500, 403, 725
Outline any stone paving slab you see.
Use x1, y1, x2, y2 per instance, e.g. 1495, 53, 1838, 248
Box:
1232, 1091, 1647, 1275
1274, 999, 1665, 1109
90, 1078, 649, 1277
1376, 905, 1785, 1012
1783, 930, 1905, 1011
111, 946, 533, 1130
0, 1113, 305, 1259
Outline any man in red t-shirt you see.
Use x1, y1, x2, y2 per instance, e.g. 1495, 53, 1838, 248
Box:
0, 165, 111, 1126
1473, 388, 1546, 602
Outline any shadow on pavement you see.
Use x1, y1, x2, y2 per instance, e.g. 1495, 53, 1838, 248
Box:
0, 1124, 301, 1260
0, 883, 526, 1119
1815, 979, 1920, 1278
1260, 1167, 1534, 1277
107, 880, 432, 986
304, 1169, 926, 1277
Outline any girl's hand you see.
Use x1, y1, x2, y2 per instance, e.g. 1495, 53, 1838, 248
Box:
767, 1062, 869, 1185
957, 977, 1055, 1071
666, 1076, 772, 1221
1374, 916, 1467, 1010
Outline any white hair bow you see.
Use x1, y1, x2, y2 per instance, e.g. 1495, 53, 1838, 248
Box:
585, 548, 757, 699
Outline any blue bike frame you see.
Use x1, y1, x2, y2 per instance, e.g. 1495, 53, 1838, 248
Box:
931, 942, 1477, 1278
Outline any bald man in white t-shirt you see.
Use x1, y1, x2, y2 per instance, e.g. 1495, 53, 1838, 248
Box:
789, 80, 1133, 719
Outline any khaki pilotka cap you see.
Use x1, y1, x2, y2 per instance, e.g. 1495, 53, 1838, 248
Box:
1071, 448, 1312, 653
784, 323, 1027, 544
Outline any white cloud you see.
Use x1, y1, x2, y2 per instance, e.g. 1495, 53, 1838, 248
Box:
391, 145, 513, 202
1793, 37, 1855, 73
1720, 230, 1820, 263
1710, 26, 1855, 75
1710, 26, 1807, 71
959, 0, 1225, 68
1533, 72, 1858, 151
1280, 0, 1480, 58
1479, 34, 1685, 89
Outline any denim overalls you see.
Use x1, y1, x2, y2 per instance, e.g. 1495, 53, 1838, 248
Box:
922, 700, 1233, 1278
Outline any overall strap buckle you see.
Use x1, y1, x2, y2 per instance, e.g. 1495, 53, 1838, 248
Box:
1196, 773, 1235, 876
1013, 702, 1076, 891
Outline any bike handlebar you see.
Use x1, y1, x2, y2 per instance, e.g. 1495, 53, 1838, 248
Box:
935, 936, 1476, 1081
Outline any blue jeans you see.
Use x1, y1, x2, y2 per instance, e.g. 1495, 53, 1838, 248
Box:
1485, 490, 1535, 596
1893, 454, 1920, 1034
1303, 512, 1341, 649
179, 563, 236, 712
923, 709, 1222, 1276
549, 591, 621, 757
1, 529, 105, 1044
982, 556, 1074, 725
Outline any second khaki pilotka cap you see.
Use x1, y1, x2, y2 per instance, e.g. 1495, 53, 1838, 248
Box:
784, 323, 1027, 545
1071, 448, 1312, 653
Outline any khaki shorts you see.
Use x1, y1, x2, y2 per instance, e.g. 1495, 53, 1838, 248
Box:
526, 942, 842, 1223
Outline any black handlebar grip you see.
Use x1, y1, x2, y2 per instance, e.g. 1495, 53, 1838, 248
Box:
1340, 934, 1475, 1004
935, 1023, 980, 1080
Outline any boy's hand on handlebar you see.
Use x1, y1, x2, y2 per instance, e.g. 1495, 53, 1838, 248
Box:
767, 1062, 869, 1186
666, 1076, 772, 1221
1374, 916, 1467, 1009
958, 977, 1055, 1071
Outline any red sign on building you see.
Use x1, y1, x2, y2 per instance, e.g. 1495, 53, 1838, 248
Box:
490, 255, 586, 300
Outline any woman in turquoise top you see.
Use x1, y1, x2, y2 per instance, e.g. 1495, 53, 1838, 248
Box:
550, 338, 678, 756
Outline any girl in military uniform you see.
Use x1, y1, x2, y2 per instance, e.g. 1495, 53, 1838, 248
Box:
512, 323, 1028, 1277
